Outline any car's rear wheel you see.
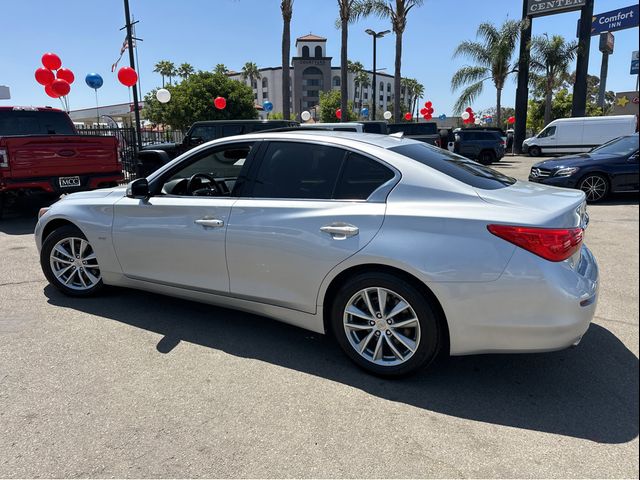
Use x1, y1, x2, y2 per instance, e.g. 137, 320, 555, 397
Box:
478, 150, 496, 165
41, 225, 104, 297
331, 272, 441, 377
579, 173, 609, 203
528, 146, 542, 157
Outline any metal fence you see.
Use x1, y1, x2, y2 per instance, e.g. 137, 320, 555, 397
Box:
76, 127, 184, 182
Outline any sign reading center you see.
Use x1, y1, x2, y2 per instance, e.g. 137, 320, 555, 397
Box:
527, 0, 585, 17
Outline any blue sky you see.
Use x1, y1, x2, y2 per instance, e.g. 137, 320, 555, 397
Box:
1, 0, 638, 116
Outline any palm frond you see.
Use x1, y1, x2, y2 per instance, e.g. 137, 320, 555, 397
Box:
453, 40, 491, 65
453, 81, 484, 114
451, 66, 489, 91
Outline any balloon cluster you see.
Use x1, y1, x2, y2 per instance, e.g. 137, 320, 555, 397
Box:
420, 101, 435, 120
35, 53, 74, 99
507, 116, 516, 125
461, 107, 476, 125
483, 115, 493, 124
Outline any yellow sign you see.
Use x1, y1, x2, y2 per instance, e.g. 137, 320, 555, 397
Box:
617, 95, 630, 107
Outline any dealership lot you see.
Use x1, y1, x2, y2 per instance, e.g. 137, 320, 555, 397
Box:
0, 155, 637, 478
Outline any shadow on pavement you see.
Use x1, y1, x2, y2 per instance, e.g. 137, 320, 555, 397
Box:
0, 196, 52, 235
45, 285, 639, 445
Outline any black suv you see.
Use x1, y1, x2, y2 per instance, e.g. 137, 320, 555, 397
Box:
388, 122, 440, 146
453, 129, 505, 164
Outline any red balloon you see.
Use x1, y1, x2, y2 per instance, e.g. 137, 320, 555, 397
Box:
428, 107, 434, 114
508, 116, 516, 124
56, 68, 75, 84
425, 101, 432, 108
214, 96, 227, 110
117, 66, 138, 87
465, 107, 473, 113
42, 52, 62, 70
426, 114, 432, 120
51, 79, 70, 96
335, 108, 342, 119
423, 114, 429, 120
35, 67, 55, 86
420, 108, 428, 115
404, 112, 412, 121
44, 84, 61, 98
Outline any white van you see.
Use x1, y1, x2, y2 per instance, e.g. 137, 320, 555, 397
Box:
523, 115, 637, 156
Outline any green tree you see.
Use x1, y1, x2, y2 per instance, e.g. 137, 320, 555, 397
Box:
450, 19, 521, 126
177, 63, 195, 81
153, 60, 175, 87
479, 106, 515, 128
527, 88, 602, 132
354, 70, 370, 113
281, 0, 294, 120
401, 77, 423, 118
319, 89, 356, 122
214, 64, 229, 75
564, 73, 616, 114
241, 62, 261, 91
143, 71, 257, 131
365, 0, 425, 121
530, 34, 577, 126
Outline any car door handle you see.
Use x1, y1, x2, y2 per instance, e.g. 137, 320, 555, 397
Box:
195, 218, 224, 228
320, 223, 359, 239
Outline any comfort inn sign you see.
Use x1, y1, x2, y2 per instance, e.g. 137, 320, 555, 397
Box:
528, 0, 586, 17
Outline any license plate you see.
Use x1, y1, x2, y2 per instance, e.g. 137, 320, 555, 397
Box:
59, 176, 81, 188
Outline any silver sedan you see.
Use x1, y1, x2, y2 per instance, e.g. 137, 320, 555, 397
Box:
35, 132, 598, 376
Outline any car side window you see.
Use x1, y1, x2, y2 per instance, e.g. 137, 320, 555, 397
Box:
538, 126, 556, 138
251, 142, 346, 199
189, 126, 217, 141
334, 153, 394, 200
222, 124, 244, 136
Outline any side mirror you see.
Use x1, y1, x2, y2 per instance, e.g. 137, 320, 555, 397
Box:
629, 153, 639, 162
126, 178, 150, 199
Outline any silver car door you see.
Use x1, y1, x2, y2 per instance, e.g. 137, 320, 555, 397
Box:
226, 141, 396, 314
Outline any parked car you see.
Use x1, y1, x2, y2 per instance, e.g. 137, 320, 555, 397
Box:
522, 115, 637, 157
453, 129, 505, 164
36, 131, 598, 377
300, 122, 365, 132
529, 133, 639, 202
0, 106, 122, 210
388, 122, 441, 146
359, 121, 390, 134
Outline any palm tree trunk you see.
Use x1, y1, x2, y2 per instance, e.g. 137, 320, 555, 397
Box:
393, 33, 403, 121
496, 87, 502, 128
161, 75, 165, 88
340, 18, 348, 122
282, 13, 291, 120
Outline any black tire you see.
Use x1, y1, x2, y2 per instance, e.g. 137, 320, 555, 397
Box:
478, 150, 496, 165
331, 272, 442, 377
579, 173, 609, 203
41, 225, 104, 297
528, 146, 541, 157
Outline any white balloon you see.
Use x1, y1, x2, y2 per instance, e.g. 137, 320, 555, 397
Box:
474, 117, 481, 125
156, 88, 171, 103
301, 110, 311, 121
383, 111, 392, 120
461, 111, 470, 120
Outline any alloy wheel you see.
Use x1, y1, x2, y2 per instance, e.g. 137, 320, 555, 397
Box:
580, 175, 607, 202
343, 287, 421, 367
49, 237, 101, 291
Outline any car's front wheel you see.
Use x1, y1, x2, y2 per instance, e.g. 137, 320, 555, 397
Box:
41, 225, 104, 297
528, 146, 541, 157
579, 173, 609, 203
331, 272, 441, 377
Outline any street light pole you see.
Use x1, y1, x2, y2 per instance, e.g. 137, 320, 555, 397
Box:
365, 29, 390, 121
123, 0, 142, 150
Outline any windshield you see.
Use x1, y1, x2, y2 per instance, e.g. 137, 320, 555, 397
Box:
591, 135, 639, 156
389, 143, 516, 190
0, 110, 75, 136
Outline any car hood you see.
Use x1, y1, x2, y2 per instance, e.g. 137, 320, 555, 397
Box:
61, 186, 126, 201
532, 152, 616, 170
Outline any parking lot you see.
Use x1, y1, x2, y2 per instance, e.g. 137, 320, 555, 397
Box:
0, 155, 638, 478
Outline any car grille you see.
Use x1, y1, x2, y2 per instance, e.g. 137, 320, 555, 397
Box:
530, 167, 552, 179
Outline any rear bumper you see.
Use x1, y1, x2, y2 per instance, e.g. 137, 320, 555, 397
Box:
0, 171, 123, 194
432, 244, 599, 355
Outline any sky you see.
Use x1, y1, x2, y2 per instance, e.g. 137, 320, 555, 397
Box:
1, 0, 639, 116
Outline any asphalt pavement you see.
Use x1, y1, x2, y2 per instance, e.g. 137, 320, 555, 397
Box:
0, 155, 638, 478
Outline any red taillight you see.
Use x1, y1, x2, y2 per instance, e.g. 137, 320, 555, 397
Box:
488, 224, 584, 262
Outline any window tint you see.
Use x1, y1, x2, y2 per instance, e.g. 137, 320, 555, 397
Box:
222, 124, 244, 136
389, 143, 516, 190
252, 142, 345, 199
335, 154, 394, 200
168, 143, 253, 183
388, 123, 437, 135
538, 126, 556, 138
189, 126, 217, 141
591, 134, 639, 156
0, 110, 75, 135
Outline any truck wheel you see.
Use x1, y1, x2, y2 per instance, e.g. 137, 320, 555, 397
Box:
41, 225, 104, 297
529, 146, 541, 157
331, 272, 441, 377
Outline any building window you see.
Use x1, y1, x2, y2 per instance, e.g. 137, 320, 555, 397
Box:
302, 66, 324, 101
302, 45, 310, 58
252, 80, 257, 89
332, 76, 341, 87
379, 81, 384, 92
306, 90, 320, 98
364, 92, 368, 99
387, 83, 392, 92
315, 46, 323, 58
304, 79, 320, 86
262, 78, 268, 89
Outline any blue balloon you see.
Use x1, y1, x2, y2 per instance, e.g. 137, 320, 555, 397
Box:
485, 117, 493, 123
262, 101, 273, 112
85, 73, 103, 89
438, 114, 447, 120
361, 107, 369, 117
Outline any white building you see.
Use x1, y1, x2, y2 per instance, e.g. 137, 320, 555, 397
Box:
228, 34, 410, 119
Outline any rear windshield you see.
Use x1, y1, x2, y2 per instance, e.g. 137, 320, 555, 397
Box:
362, 123, 388, 134
389, 143, 516, 190
591, 135, 639, 156
388, 123, 437, 135
0, 110, 75, 136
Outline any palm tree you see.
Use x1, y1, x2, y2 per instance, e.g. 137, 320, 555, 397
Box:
177, 63, 194, 81
355, 70, 370, 113
164, 61, 177, 85
337, 1, 370, 122
530, 34, 578, 126
411, 79, 424, 118
153, 60, 173, 87
348, 60, 364, 112
451, 19, 521, 127
365, 0, 425, 121
214, 64, 229, 75
241, 62, 261, 92
281, 0, 293, 120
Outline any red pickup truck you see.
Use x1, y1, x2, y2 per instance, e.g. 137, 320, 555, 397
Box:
0, 107, 123, 203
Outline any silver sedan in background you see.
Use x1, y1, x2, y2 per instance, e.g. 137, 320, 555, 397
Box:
35, 132, 598, 376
